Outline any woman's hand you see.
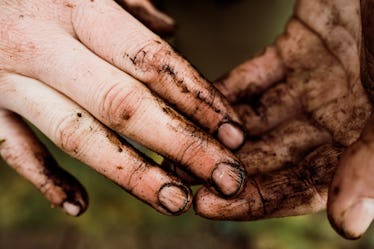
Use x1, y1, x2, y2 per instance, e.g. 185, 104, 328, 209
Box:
194, 0, 374, 239
0, 0, 246, 217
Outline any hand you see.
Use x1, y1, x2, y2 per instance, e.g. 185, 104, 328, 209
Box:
328, 0, 374, 240
194, 0, 374, 239
0, 0, 246, 217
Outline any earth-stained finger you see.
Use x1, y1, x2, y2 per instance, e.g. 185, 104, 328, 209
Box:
6, 27, 245, 198
328, 114, 374, 240
69, 0, 245, 150
0, 109, 88, 216
0, 73, 193, 215
195, 144, 343, 220
214, 46, 287, 103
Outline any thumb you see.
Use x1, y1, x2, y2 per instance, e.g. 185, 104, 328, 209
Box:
327, 114, 374, 240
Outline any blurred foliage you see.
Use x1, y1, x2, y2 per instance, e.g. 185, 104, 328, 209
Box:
1, 0, 373, 248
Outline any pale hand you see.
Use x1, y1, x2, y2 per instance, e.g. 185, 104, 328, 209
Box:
0, 0, 246, 217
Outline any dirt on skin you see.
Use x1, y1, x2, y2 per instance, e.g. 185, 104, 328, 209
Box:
195, 0, 374, 221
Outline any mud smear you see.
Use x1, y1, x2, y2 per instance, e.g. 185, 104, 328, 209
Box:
33, 151, 88, 215
124, 39, 243, 134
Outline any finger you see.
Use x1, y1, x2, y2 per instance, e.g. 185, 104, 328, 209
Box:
69, 0, 245, 149
194, 144, 343, 220
235, 82, 303, 136
115, 0, 176, 35
237, 117, 331, 174
0, 73, 193, 215
214, 46, 287, 103
0, 109, 88, 216
328, 114, 374, 240
11, 28, 245, 197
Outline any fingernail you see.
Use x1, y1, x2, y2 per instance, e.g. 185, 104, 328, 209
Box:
342, 199, 374, 239
158, 184, 191, 215
62, 202, 81, 217
218, 123, 245, 150
211, 162, 245, 198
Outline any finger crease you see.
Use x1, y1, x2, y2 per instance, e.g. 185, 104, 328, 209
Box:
251, 178, 267, 216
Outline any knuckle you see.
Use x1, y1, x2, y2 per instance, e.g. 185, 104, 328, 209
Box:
124, 162, 149, 192
175, 138, 203, 164
53, 110, 91, 155
0, 71, 10, 89
99, 82, 142, 129
70, 0, 92, 31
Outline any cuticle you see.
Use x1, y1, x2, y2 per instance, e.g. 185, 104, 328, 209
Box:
210, 161, 246, 198
158, 183, 191, 215
216, 119, 248, 151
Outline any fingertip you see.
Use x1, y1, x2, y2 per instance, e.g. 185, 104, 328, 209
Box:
62, 202, 83, 217
210, 161, 246, 198
217, 122, 246, 151
193, 187, 226, 220
61, 188, 89, 217
327, 131, 374, 239
193, 186, 251, 220
193, 187, 214, 218
328, 198, 374, 240
158, 183, 192, 215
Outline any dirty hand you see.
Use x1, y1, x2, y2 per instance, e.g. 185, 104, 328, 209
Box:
194, 0, 374, 240
0, 0, 246, 217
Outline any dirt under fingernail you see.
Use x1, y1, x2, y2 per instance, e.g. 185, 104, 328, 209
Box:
62, 202, 81, 217
211, 162, 246, 198
158, 184, 191, 215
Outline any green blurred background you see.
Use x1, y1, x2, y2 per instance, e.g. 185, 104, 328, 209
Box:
1, 0, 373, 248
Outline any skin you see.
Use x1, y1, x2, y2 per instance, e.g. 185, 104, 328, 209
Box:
328, 0, 374, 240
194, 0, 374, 240
115, 0, 176, 35
0, 0, 246, 216
3, 0, 373, 240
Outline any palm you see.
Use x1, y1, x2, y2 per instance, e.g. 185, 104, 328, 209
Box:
195, 0, 372, 221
